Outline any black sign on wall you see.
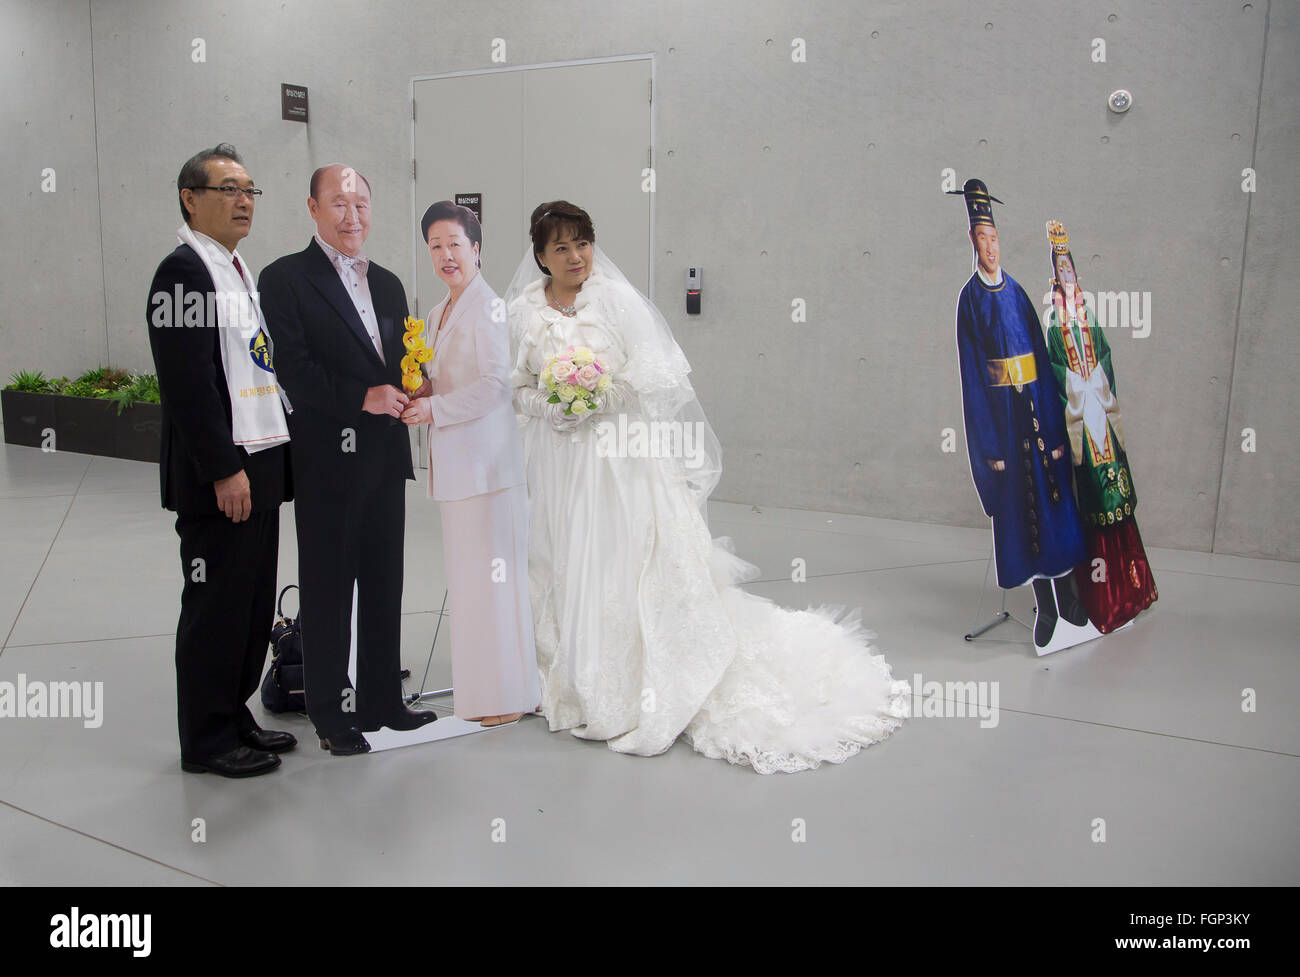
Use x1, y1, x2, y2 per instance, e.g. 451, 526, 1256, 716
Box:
455, 193, 482, 224
281, 84, 309, 123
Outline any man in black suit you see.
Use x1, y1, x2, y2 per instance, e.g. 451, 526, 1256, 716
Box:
145, 143, 296, 778
258, 163, 435, 755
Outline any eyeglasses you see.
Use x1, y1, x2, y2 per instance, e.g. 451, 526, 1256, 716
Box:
189, 185, 263, 199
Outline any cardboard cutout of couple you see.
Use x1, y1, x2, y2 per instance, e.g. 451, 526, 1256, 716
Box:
951, 179, 1156, 654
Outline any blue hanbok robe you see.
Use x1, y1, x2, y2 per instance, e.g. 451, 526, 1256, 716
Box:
956, 269, 1086, 588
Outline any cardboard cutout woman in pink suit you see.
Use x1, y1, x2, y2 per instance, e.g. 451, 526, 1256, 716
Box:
402, 201, 539, 727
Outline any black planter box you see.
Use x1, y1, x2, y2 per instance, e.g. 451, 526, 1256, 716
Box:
0, 389, 57, 450
114, 401, 163, 462
1, 389, 161, 463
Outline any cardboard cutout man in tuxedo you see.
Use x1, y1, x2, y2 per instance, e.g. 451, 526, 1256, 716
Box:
258, 164, 435, 755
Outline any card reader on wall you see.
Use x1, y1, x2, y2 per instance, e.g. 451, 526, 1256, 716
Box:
687, 267, 701, 315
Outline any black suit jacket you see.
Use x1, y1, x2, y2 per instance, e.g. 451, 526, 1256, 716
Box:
145, 243, 291, 516
257, 239, 414, 498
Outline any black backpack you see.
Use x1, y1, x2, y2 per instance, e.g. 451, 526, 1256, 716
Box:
260, 585, 305, 713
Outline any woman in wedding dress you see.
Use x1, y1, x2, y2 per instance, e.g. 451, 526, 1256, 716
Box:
507, 201, 909, 774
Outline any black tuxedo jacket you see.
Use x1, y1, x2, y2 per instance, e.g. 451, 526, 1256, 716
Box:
145, 243, 291, 516
257, 238, 414, 498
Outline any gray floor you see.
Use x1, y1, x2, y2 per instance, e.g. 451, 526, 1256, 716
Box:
0, 443, 1296, 885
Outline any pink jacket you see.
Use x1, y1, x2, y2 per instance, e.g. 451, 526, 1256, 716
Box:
420, 271, 525, 501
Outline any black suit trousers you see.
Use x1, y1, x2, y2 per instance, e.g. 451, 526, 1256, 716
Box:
174, 509, 279, 761
293, 475, 406, 737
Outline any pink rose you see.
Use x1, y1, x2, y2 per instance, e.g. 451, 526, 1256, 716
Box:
576, 364, 600, 389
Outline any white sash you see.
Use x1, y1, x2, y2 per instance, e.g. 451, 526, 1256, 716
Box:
176, 225, 290, 453
1066, 363, 1117, 453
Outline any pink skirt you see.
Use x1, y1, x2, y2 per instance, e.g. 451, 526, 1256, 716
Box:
439, 484, 540, 717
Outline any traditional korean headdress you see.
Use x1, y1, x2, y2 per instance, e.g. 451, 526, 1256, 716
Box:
1046, 219, 1087, 322
946, 177, 1004, 229
1046, 219, 1070, 254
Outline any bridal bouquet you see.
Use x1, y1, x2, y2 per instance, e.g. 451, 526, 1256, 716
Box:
542, 346, 611, 416
400, 316, 433, 394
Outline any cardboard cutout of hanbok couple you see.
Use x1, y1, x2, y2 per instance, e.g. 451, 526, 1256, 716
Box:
951, 179, 1157, 654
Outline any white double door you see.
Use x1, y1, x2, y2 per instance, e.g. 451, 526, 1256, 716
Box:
411, 56, 654, 317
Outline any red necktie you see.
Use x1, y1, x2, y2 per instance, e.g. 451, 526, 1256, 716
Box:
230, 254, 271, 363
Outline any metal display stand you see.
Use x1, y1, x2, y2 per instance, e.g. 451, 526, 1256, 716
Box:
964, 544, 1031, 641
405, 588, 452, 703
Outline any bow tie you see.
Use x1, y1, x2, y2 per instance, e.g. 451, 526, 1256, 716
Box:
333, 253, 369, 276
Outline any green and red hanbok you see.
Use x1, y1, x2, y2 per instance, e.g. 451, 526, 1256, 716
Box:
1045, 291, 1158, 632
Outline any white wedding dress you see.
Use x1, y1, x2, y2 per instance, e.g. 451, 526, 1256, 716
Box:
508, 252, 909, 774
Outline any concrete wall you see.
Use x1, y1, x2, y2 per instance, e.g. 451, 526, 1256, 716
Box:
1213, 0, 1299, 561
0, 0, 105, 374
1, 0, 1295, 560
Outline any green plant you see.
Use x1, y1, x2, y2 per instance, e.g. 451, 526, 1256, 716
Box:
60, 378, 100, 398
74, 365, 130, 392
105, 373, 162, 415
5, 370, 55, 393
6, 367, 159, 409
131, 373, 161, 403
50, 366, 131, 399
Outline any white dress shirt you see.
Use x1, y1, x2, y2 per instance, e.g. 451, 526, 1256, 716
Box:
315, 233, 384, 362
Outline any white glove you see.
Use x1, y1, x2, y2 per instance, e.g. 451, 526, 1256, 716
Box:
515, 385, 583, 432
551, 409, 584, 433
593, 379, 634, 415
514, 385, 553, 417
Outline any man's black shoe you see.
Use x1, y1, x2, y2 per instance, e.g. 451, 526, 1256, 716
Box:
240, 728, 297, 753
181, 746, 281, 778
360, 706, 438, 733
317, 728, 371, 755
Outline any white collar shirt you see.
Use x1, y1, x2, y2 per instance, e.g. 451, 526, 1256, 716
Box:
315, 233, 384, 362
